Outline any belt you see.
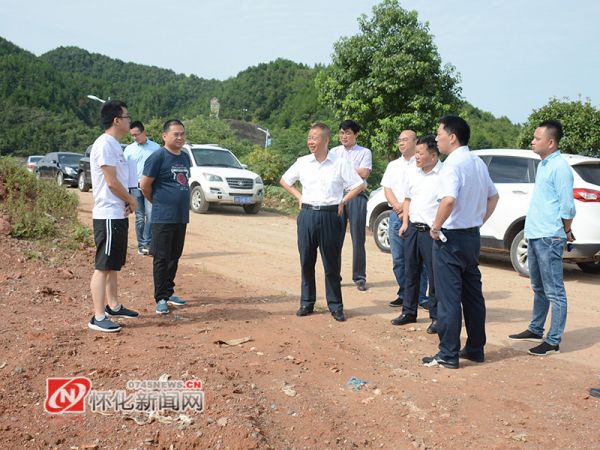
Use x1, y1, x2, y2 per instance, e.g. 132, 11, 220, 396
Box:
442, 227, 479, 233
412, 222, 430, 232
301, 203, 338, 212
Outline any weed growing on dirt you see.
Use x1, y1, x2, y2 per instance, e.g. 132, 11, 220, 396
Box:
0, 157, 90, 249
263, 185, 300, 216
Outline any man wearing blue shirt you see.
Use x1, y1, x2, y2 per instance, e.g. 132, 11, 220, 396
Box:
124, 121, 160, 255
140, 119, 190, 315
508, 120, 576, 356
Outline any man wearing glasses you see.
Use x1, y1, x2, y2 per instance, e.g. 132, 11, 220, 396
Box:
88, 100, 140, 332
329, 120, 371, 291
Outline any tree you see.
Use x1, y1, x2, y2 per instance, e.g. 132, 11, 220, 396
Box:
316, 0, 461, 160
460, 102, 521, 150
518, 98, 600, 157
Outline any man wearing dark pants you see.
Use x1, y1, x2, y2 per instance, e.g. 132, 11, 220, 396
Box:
280, 122, 365, 322
330, 120, 371, 291
423, 116, 499, 369
393, 136, 441, 333
381, 130, 428, 307
140, 119, 190, 315
124, 121, 160, 255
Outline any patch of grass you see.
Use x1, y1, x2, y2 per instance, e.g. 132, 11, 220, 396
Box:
0, 157, 89, 248
262, 185, 300, 216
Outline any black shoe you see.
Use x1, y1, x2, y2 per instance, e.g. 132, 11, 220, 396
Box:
590, 388, 600, 398
105, 304, 139, 318
426, 320, 438, 334
422, 355, 458, 369
331, 310, 346, 322
528, 341, 559, 356
389, 297, 403, 307
507, 330, 543, 342
391, 314, 417, 326
296, 306, 314, 317
419, 301, 430, 311
459, 348, 485, 363
356, 281, 367, 292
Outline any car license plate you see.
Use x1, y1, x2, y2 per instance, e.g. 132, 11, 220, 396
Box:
234, 196, 252, 204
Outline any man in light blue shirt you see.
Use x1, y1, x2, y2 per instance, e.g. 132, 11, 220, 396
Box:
508, 120, 576, 356
124, 121, 160, 254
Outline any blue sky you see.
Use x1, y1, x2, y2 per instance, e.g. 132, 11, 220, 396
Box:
0, 0, 598, 123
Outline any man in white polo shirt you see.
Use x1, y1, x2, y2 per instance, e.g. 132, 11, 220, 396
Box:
88, 100, 139, 333
280, 122, 365, 322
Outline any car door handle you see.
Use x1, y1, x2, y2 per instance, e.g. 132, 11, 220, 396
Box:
511, 190, 528, 194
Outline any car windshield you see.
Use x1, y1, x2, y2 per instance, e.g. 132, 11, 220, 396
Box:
58, 154, 82, 165
191, 148, 242, 169
29, 156, 42, 163
573, 163, 600, 186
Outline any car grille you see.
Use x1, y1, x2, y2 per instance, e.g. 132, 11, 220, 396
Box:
226, 177, 253, 190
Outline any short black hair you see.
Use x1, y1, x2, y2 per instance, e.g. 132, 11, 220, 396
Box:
163, 119, 184, 133
339, 120, 360, 134
130, 121, 145, 132
100, 100, 128, 131
538, 119, 564, 143
310, 122, 331, 139
438, 115, 470, 146
417, 135, 439, 156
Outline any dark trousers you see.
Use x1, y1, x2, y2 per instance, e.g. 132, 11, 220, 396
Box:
297, 208, 343, 312
433, 228, 486, 362
340, 193, 367, 283
151, 223, 187, 302
402, 222, 437, 320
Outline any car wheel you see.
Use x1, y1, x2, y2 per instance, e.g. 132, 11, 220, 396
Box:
243, 203, 261, 214
577, 261, 600, 274
56, 172, 64, 186
190, 185, 209, 214
509, 229, 529, 277
373, 210, 391, 253
78, 172, 90, 192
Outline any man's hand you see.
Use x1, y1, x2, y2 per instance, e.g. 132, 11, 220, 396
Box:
399, 222, 408, 237
125, 195, 138, 215
391, 203, 403, 216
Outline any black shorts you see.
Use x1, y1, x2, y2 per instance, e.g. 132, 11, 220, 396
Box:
93, 218, 128, 271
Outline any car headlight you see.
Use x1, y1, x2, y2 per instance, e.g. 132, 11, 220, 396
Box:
65, 167, 77, 176
254, 176, 263, 185
202, 172, 223, 182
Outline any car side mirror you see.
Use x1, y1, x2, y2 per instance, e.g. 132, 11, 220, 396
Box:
241, 164, 248, 169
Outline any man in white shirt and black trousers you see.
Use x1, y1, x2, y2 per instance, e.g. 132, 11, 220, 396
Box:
394, 135, 442, 334
423, 116, 499, 369
280, 122, 365, 322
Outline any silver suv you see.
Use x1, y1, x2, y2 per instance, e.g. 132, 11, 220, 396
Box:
366, 149, 600, 276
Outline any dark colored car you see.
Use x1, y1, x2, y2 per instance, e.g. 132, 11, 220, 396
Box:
77, 144, 127, 192
36, 152, 83, 187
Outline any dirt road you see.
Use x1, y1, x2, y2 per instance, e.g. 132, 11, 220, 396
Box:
2, 191, 598, 449
78, 192, 600, 370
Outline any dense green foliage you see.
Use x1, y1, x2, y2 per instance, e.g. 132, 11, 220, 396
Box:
0, 157, 84, 242
460, 102, 522, 150
517, 98, 600, 157
316, 0, 461, 160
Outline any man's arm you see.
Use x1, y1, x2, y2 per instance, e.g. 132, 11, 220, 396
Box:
338, 183, 365, 216
140, 175, 155, 203
483, 193, 499, 224
399, 198, 411, 237
280, 178, 302, 208
355, 167, 371, 180
101, 165, 137, 214
562, 218, 575, 242
430, 196, 456, 240
384, 187, 403, 216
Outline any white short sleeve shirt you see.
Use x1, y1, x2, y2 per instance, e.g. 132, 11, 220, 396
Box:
91, 134, 129, 219
380, 155, 416, 203
405, 161, 443, 226
281, 152, 364, 206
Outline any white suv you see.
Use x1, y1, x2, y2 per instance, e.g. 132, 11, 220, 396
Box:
182, 144, 264, 214
366, 149, 600, 276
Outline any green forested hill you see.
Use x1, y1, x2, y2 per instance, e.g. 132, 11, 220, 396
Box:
0, 36, 521, 176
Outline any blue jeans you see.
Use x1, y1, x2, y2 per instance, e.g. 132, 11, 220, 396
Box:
132, 188, 152, 249
388, 213, 428, 303
527, 237, 568, 346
